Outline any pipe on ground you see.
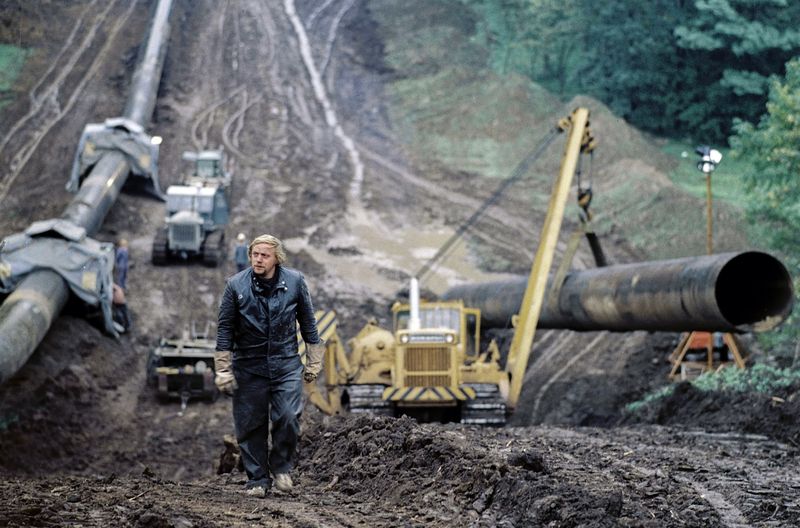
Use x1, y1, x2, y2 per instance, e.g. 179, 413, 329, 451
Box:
441, 251, 794, 333
0, 271, 69, 385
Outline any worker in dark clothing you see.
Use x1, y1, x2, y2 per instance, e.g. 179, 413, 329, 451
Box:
215, 234, 324, 497
115, 238, 129, 290
233, 232, 249, 272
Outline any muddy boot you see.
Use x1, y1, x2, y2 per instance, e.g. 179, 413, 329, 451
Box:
274, 473, 293, 492
244, 478, 269, 497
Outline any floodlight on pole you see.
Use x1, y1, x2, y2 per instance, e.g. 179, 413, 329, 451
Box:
695, 145, 722, 254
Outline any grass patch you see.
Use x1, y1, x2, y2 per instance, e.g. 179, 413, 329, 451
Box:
626, 364, 800, 414
692, 363, 800, 393
625, 385, 674, 413
372, 0, 562, 182
0, 43, 29, 111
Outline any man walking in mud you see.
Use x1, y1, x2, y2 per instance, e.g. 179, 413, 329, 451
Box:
214, 234, 325, 497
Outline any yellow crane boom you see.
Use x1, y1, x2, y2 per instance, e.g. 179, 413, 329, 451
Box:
505, 107, 594, 409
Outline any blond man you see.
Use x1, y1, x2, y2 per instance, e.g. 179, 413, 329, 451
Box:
215, 234, 324, 497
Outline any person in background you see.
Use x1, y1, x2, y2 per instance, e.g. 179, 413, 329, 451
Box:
215, 234, 325, 497
115, 238, 130, 290
233, 233, 249, 272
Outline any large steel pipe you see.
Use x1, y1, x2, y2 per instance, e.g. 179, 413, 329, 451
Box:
442, 251, 794, 333
0, 0, 174, 385
0, 271, 69, 385
123, 0, 173, 126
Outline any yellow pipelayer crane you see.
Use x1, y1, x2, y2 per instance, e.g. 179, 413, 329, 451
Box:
302, 108, 595, 425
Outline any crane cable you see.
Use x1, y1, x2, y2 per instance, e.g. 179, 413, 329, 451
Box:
415, 126, 563, 284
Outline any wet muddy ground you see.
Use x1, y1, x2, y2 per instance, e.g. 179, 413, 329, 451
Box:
0, 1, 798, 526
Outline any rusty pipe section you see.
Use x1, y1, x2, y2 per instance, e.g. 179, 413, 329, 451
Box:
442, 251, 794, 333
0, 0, 173, 385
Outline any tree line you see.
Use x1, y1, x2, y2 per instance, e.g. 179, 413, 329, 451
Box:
459, 0, 800, 144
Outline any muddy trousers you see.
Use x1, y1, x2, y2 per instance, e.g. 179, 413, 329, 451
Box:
232, 355, 303, 486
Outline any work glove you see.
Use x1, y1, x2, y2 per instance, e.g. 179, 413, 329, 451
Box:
303, 341, 325, 383
214, 351, 237, 395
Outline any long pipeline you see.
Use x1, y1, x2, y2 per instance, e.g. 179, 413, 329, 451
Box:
442, 251, 794, 333
0, 0, 173, 385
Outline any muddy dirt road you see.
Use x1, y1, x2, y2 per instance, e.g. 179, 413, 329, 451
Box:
0, 1, 798, 526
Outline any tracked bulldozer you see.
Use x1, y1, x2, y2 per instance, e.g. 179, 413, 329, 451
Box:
147, 321, 218, 409
305, 292, 509, 424
151, 149, 231, 266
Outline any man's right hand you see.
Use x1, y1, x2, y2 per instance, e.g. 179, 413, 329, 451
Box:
214, 351, 237, 395
303, 341, 325, 383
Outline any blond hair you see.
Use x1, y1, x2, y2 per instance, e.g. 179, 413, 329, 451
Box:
249, 234, 287, 264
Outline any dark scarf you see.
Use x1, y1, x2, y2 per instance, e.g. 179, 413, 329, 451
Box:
252, 268, 279, 297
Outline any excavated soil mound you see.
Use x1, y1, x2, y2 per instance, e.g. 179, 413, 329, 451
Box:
627, 380, 800, 446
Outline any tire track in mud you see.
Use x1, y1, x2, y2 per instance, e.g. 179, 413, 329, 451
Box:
0, 0, 100, 152
0, 0, 138, 202
306, 0, 336, 29
220, 1, 301, 170
534, 426, 775, 526
221, 91, 263, 161
0, 0, 103, 156
284, 0, 365, 206
189, 86, 246, 151
318, 0, 356, 78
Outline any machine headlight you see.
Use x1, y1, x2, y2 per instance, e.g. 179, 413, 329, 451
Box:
399, 334, 410, 344
445, 334, 455, 343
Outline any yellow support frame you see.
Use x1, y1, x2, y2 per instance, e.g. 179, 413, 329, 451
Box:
505, 108, 593, 409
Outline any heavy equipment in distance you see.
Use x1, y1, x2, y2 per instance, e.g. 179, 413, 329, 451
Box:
151, 149, 232, 267
146, 321, 218, 407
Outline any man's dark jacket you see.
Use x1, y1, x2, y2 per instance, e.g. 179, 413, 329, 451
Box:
216, 266, 319, 358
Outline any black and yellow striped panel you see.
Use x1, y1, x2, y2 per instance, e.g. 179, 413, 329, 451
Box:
382, 385, 477, 402
298, 309, 337, 355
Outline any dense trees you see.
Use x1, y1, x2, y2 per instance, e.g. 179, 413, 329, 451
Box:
458, 0, 800, 144
730, 59, 800, 353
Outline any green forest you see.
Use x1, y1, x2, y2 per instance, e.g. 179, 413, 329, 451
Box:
457, 0, 800, 356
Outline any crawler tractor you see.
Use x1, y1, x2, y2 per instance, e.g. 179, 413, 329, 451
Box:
147, 322, 218, 408
151, 149, 231, 266
305, 291, 509, 424
303, 109, 597, 426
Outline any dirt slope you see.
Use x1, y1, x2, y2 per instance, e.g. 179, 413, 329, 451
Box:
0, 1, 798, 526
